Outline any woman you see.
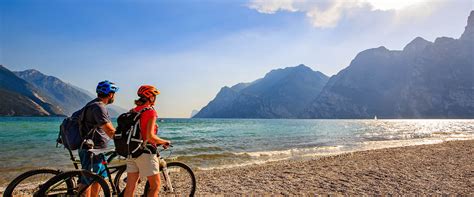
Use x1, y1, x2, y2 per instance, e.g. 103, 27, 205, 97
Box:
124, 85, 171, 197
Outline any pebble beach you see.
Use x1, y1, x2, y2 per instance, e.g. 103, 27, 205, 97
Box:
195, 140, 474, 195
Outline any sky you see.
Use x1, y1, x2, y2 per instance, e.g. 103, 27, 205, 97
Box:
1, 0, 473, 118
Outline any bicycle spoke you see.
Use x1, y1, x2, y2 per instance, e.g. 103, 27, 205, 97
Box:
160, 164, 195, 196
116, 172, 147, 196
4, 169, 60, 197
37, 170, 111, 197
44, 176, 75, 195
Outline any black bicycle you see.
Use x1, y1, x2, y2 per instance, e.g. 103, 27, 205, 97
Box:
32, 148, 126, 197
36, 146, 196, 196
2, 148, 126, 197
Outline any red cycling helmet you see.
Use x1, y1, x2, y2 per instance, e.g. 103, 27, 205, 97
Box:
138, 85, 160, 99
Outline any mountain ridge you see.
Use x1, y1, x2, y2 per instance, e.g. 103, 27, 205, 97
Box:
0, 65, 64, 116
304, 10, 474, 118
15, 69, 127, 117
14, 69, 93, 115
0, 66, 126, 117
196, 11, 473, 119
194, 64, 329, 118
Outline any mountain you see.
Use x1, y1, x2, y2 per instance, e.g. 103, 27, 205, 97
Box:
14, 69, 127, 117
194, 64, 329, 118
0, 65, 64, 116
14, 69, 93, 115
304, 11, 474, 118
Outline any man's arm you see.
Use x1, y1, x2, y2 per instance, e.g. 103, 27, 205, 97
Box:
91, 104, 115, 138
101, 122, 116, 138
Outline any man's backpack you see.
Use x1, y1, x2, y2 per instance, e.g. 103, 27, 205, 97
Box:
57, 103, 95, 150
114, 107, 156, 158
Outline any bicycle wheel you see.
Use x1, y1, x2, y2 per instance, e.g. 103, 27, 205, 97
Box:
3, 168, 67, 197
144, 162, 196, 196
114, 166, 146, 196
35, 170, 111, 197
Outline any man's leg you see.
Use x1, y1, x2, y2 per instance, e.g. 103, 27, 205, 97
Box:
78, 149, 93, 197
90, 155, 108, 197
146, 174, 161, 197
124, 172, 140, 197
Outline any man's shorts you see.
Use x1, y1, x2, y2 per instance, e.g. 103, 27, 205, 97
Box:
78, 149, 108, 184
126, 153, 160, 178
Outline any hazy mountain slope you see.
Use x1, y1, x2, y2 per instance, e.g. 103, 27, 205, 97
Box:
0, 65, 64, 116
194, 64, 329, 118
305, 11, 474, 118
15, 69, 93, 115
15, 69, 128, 117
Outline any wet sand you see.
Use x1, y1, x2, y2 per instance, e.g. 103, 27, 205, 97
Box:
195, 140, 474, 195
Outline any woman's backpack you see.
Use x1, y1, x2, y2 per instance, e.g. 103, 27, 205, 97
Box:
114, 107, 155, 158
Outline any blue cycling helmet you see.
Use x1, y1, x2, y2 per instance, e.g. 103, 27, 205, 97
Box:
96, 80, 119, 95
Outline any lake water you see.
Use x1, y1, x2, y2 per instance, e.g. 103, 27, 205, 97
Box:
0, 117, 473, 186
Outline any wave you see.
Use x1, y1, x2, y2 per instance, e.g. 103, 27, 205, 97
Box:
235, 145, 344, 157
168, 135, 474, 171
167, 145, 347, 171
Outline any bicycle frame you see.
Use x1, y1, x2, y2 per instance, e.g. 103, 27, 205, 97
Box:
63, 147, 125, 195
159, 157, 175, 193
75, 153, 123, 195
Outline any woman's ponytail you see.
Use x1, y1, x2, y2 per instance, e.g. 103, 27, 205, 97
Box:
134, 97, 149, 106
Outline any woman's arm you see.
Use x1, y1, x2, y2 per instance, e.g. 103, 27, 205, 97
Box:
145, 116, 170, 145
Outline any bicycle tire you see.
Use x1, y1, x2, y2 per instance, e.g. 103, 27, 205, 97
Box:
35, 170, 111, 197
114, 165, 149, 196
3, 168, 67, 197
112, 165, 127, 194
144, 162, 196, 196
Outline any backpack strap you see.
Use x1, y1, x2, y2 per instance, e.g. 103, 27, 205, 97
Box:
135, 107, 156, 154
133, 107, 153, 121
131, 107, 153, 141
78, 101, 101, 141
78, 102, 95, 136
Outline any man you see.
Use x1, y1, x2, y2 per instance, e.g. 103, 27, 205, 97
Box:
78, 80, 118, 197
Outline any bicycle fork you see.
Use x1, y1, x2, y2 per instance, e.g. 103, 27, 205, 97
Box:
159, 158, 174, 192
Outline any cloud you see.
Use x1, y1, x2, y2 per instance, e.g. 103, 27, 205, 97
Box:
247, 0, 441, 28
304, 1, 361, 28
247, 0, 298, 14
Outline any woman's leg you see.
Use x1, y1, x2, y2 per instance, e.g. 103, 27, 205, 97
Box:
146, 174, 161, 197
124, 172, 140, 197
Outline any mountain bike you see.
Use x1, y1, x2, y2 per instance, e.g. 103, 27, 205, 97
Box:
36, 146, 196, 196
2, 148, 126, 197
33, 148, 126, 197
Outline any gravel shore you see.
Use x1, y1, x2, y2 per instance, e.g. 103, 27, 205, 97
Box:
195, 140, 474, 195
1, 140, 472, 196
